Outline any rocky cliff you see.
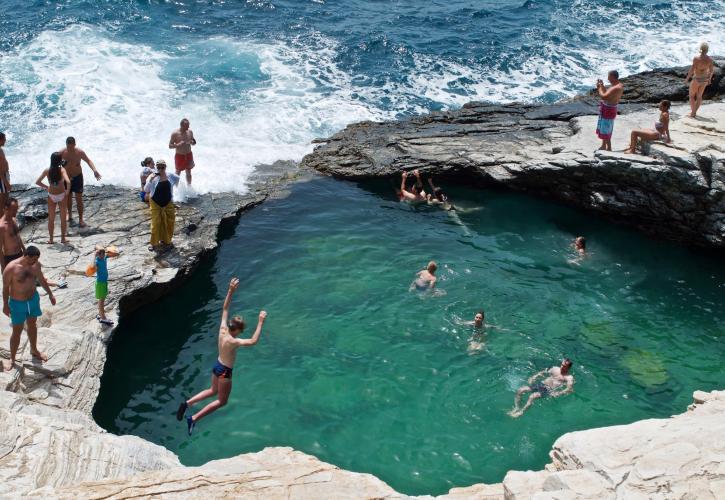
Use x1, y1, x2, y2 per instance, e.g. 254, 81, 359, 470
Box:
302, 61, 725, 249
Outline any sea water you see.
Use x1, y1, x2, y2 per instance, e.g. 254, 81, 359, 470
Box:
1, 0, 724, 192
94, 178, 725, 495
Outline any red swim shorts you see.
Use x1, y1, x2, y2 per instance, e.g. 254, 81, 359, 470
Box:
175, 152, 195, 172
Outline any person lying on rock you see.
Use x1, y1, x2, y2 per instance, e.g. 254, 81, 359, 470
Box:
397, 170, 427, 203
624, 100, 672, 154
2, 245, 56, 371
509, 358, 574, 418
176, 277, 267, 435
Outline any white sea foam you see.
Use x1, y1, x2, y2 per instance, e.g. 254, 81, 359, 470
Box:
0, 26, 383, 194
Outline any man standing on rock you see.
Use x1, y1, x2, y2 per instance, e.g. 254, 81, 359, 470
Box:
2, 245, 56, 371
509, 358, 574, 418
595, 70, 624, 151
176, 277, 267, 435
0, 198, 25, 272
169, 118, 196, 186
60, 136, 102, 228
0, 132, 10, 217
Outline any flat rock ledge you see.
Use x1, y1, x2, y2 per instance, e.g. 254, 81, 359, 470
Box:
301, 62, 725, 249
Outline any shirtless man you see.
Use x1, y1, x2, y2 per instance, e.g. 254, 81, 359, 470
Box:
60, 136, 102, 228
0, 132, 10, 217
2, 246, 56, 371
169, 118, 197, 185
410, 261, 437, 291
0, 198, 25, 272
685, 42, 714, 118
398, 170, 427, 203
176, 277, 267, 435
595, 70, 624, 151
509, 358, 574, 418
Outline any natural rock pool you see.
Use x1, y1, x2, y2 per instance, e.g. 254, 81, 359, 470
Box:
94, 177, 725, 496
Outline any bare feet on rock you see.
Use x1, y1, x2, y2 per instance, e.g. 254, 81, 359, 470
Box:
2, 359, 15, 372
31, 350, 48, 362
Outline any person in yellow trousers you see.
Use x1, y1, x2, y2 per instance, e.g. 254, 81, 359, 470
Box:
144, 159, 180, 251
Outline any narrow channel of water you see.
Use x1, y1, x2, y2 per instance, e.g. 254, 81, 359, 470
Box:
94, 177, 725, 495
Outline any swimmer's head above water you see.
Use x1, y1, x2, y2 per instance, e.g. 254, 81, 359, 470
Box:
228, 316, 246, 335
560, 358, 573, 374
474, 310, 485, 327
427, 261, 437, 273
574, 236, 586, 251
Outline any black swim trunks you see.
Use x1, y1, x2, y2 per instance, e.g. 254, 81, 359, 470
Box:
3, 252, 22, 267
70, 174, 84, 194
212, 359, 233, 379
531, 382, 550, 397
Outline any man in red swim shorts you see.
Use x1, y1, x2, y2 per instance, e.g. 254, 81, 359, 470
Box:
169, 118, 197, 186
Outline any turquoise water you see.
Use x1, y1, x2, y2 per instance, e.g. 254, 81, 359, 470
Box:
95, 178, 725, 495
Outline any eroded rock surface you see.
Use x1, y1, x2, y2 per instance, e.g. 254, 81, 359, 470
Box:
302, 69, 725, 249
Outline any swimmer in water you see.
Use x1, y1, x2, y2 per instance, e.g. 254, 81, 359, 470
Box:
176, 277, 267, 435
574, 236, 586, 255
410, 261, 437, 291
398, 170, 427, 203
426, 176, 453, 210
509, 358, 574, 418
466, 310, 487, 351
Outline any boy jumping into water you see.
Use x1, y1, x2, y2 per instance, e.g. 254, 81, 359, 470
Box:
176, 277, 267, 435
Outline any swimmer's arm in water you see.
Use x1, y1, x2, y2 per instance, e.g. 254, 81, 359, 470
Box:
527, 369, 547, 385
234, 310, 267, 347
550, 376, 575, 398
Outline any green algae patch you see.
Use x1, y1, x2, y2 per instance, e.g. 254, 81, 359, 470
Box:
621, 349, 669, 387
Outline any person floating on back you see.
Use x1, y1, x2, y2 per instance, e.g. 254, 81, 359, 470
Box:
410, 260, 437, 291
685, 42, 714, 118
509, 358, 574, 418
176, 277, 267, 435
623, 100, 671, 154
595, 70, 624, 151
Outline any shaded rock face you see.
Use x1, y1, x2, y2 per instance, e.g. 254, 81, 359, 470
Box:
302, 96, 725, 249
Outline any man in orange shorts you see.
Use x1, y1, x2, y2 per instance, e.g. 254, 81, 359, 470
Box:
169, 118, 197, 185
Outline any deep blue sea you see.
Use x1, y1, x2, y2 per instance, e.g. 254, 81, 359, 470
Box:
1, 0, 723, 192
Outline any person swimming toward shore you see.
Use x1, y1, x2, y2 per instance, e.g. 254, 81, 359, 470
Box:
623, 100, 672, 154
397, 170, 427, 203
176, 277, 267, 435
410, 261, 437, 291
509, 358, 574, 418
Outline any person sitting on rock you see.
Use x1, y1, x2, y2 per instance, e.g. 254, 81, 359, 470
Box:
397, 170, 427, 203
176, 277, 267, 435
509, 358, 574, 418
623, 100, 671, 155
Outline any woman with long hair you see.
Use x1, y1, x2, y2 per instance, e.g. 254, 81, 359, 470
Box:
35, 152, 71, 244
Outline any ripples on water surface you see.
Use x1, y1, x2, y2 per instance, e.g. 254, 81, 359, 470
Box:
95, 178, 725, 495
1, 0, 724, 191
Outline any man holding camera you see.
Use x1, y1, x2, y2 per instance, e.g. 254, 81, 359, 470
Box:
595, 70, 624, 151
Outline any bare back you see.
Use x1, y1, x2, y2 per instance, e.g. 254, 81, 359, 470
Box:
542, 366, 573, 390
217, 327, 241, 367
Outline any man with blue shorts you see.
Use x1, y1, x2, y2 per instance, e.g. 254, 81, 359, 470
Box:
176, 277, 267, 435
2, 246, 56, 371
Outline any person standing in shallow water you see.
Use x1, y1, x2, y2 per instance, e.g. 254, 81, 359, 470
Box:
509, 358, 574, 418
685, 42, 714, 118
595, 70, 624, 151
176, 277, 267, 435
169, 118, 196, 186
60, 136, 102, 228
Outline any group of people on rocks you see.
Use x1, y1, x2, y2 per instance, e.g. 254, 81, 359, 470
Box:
594, 42, 715, 153
0, 119, 199, 372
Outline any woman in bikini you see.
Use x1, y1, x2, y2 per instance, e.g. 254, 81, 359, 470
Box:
623, 100, 671, 155
35, 152, 71, 244
685, 42, 714, 118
